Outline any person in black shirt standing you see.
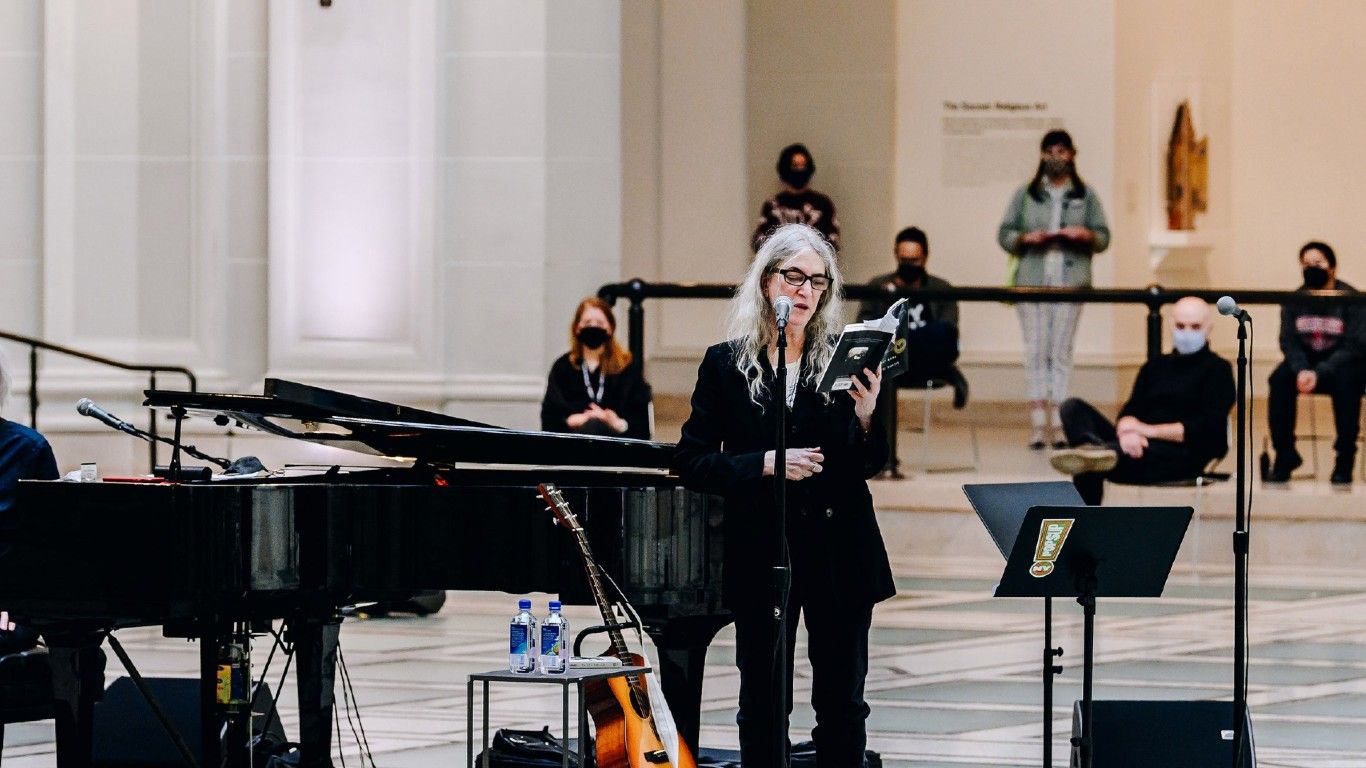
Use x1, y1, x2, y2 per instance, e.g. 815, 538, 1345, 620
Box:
1265, 241, 1366, 484
1049, 296, 1235, 504
751, 143, 840, 254
540, 297, 652, 441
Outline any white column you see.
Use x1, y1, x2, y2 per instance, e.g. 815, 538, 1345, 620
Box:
0, 0, 43, 387
267, 0, 442, 402
439, 0, 623, 427
39, 0, 245, 420
620, 0, 747, 394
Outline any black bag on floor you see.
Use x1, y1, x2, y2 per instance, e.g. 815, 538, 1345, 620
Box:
696, 740, 883, 768
474, 727, 594, 768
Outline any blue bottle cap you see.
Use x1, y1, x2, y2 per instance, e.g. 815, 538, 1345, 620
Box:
518, 599, 532, 610
549, 600, 562, 611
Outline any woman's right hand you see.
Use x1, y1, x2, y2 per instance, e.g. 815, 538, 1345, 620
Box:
763, 448, 824, 480
1019, 229, 1051, 245
566, 412, 592, 428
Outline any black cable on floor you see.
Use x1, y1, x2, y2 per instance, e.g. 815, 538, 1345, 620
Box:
336, 642, 378, 768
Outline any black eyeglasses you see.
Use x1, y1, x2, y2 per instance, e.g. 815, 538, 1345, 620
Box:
773, 268, 830, 291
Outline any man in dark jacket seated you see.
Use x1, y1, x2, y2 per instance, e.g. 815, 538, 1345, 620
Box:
0, 356, 60, 654
859, 226, 967, 404
1264, 241, 1365, 485
1049, 296, 1235, 504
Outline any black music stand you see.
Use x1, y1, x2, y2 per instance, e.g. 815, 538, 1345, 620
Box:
965, 481, 1082, 768
986, 501, 1191, 768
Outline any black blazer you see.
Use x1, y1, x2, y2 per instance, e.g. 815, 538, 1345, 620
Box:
540, 354, 652, 441
673, 341, 896, 609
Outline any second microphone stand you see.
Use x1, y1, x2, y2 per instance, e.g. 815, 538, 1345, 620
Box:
1232, 313, 1250, 767
772, 316, 793, 764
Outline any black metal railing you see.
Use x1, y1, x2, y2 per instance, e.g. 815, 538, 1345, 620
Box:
598, 280, 1366, 369
0, 330, 197, 470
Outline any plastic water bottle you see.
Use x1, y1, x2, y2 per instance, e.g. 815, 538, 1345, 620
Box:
509, 599, 537, 673
539, 601, 569, 674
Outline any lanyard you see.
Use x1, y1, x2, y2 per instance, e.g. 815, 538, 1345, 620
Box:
582, 364, 605, 403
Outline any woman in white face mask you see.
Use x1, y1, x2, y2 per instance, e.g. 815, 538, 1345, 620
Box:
997, 129, 1112, 449
1047, 296, 1236, 504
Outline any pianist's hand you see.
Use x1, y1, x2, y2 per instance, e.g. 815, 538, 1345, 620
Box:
764, 448, 824, 481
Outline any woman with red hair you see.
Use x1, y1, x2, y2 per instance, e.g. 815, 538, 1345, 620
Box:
540, 297, 653, 440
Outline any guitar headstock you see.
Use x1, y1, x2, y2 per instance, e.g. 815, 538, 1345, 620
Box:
537, 483, 582, 532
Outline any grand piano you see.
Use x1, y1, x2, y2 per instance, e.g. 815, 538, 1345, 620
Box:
0, 379, 728, 767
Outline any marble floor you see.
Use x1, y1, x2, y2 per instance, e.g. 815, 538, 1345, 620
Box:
7, 562, 1366, 766
7, 412, 1366, 766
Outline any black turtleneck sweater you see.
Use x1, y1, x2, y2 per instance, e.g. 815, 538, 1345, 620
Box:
1118, 345, 1235, 462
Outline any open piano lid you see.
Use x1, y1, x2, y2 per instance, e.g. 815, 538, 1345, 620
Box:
144, 378, 675, 471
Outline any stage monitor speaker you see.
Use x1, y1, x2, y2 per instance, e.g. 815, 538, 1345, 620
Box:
1071, 699, 1254, 768
91, 676, 286, 767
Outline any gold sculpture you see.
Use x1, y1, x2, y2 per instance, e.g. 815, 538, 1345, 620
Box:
1166, 101, 1208, 230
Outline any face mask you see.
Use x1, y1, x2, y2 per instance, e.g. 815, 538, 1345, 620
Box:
896, 262, 925, 284
1303, 265, 1330, 289
1172, 329, 1207, 355
780, 167, 813, 189
1042, 157, 1070, 178
576, 326, 610, 349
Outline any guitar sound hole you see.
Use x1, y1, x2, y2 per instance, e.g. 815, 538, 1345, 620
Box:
628, 683, 652, 718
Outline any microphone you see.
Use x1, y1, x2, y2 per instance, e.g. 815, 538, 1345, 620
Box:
1217, 295, 1250, 321
76, 398, 139, 435
774, 296, 793, 328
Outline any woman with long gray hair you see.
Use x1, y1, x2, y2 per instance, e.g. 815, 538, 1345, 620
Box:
674, 223, 895, 767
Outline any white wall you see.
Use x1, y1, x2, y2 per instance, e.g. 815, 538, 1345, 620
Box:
0, 1, 42, 352
746, 0, 896, 285
1230, 1, 1366, 338
1113, 0, 1232, 357
620, 0, 748, 394
14, 1, 1366, 473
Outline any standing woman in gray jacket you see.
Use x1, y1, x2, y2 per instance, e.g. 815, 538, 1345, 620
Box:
998, 130, 1110, 448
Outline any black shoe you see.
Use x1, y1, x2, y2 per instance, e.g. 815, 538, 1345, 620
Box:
945, 367, 970, 409
1332, 456, 1354, 486
1263, 452, 1302, 483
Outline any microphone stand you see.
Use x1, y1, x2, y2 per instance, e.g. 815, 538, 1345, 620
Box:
772, 316, 792, 765
87, 410, 231, 471
1232, 314, 1250, 767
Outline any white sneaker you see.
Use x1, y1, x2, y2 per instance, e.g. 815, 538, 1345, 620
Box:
1049, 446, 1118, 476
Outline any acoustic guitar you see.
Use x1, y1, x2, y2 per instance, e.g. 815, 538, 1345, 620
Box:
537, 483, 697, 768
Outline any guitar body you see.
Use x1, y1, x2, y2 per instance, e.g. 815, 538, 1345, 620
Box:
584, 652, 697, 768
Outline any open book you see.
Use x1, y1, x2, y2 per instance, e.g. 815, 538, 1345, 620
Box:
816, 298, 907, 394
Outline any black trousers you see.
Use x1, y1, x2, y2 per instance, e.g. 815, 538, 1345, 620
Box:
1267, 361, 1365, 460
732, 515, 874, 768
1060, 398, 1208, 505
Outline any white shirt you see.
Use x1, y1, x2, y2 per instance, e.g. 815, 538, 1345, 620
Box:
784, 361, 800, 408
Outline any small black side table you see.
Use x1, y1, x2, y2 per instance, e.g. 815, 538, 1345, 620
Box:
466, 665, 651, 768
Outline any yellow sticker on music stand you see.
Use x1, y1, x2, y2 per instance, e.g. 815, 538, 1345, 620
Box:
1030, 518, 1074, 578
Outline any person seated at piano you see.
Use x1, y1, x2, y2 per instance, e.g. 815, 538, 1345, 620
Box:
0, 355, 59, 654
674, 223, 895, 768
540, 297, 653, 441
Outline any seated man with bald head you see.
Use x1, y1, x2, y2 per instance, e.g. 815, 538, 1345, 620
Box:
1050, 296, 1235, 504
